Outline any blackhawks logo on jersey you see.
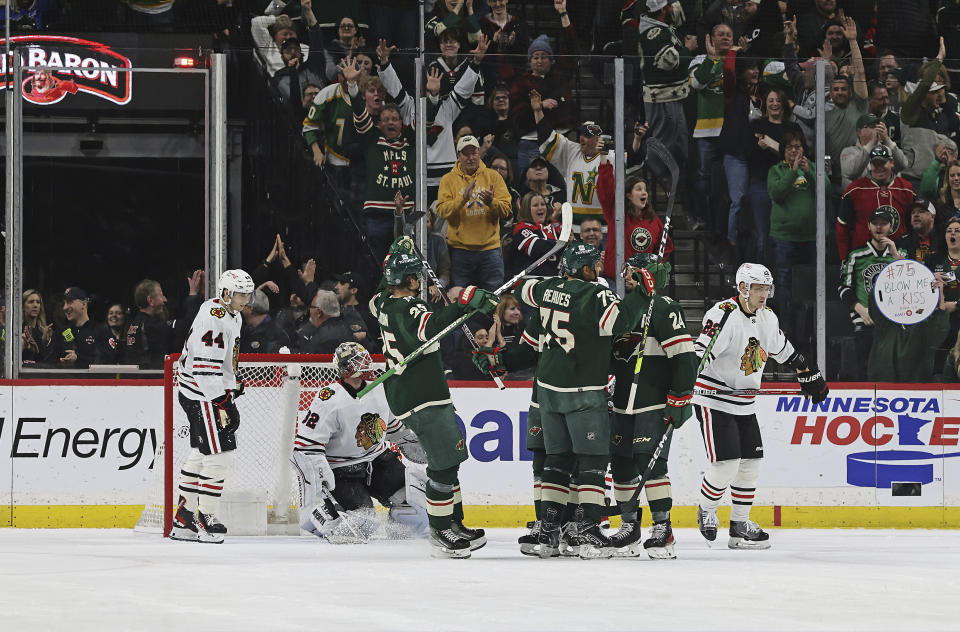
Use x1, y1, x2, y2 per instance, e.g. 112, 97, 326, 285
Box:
355, 412, 386, 450
739, 337, 768, 376
210, 307, 226, 318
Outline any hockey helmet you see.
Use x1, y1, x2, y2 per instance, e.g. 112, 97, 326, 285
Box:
217, 269, 255, 310
622, 252, 672, 291
383, 252, 424, 287
334, 341, 374, 379
735, 262, 774, 299
560, 242, 601, 278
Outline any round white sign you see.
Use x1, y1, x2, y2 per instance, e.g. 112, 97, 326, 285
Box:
873, 259, 939, 325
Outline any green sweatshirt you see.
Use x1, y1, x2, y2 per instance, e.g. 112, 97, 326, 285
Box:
767, 160, 830, 243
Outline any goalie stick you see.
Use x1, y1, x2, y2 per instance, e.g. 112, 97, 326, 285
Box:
409, 240, 506, 390
603, 301, 735, 518
358, 203, 574, 398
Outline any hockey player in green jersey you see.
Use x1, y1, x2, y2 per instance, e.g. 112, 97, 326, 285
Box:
478, 242, 648, 558
369, 253, 499, 558
606, 253, 697, 559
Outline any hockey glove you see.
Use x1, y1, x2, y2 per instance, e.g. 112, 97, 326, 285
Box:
662, 391, 693, 428
631, 262, 670, 295
390, 426, 428, 465
458, 285, 499, 315
232, 382, 245, 399
211, 391, 235, 429
798, 368, 828, 404
472, 345, 506, 377
388, 235, 415, 257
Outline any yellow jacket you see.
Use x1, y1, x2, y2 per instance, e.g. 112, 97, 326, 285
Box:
436, 160, 512, 251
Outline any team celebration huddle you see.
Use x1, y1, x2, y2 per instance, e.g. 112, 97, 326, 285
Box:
169, 214, 828, 559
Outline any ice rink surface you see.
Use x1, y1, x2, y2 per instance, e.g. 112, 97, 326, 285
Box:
1, 527, 958, 632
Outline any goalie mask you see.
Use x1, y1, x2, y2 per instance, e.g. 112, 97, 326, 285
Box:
217, 269, 255, 312
735, 262, 774, 301
334, 341, 375, 380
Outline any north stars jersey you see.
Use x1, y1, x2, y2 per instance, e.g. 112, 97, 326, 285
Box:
610, 294, 698, 414
516, 276, 645, 392
692, 298, 795, 415
540, 131, 606, 223
370, 292, 465, 419
177, 298, 242, 402
302, 82, 352, 166
294, 380, 402, 468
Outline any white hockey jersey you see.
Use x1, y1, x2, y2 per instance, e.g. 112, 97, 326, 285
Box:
293, 380, 403, 469
177, 298, 242, 402
692, 297, 794, 415
540, 131, 606, 223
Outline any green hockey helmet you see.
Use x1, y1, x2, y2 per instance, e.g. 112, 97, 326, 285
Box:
383, 252, 424, 287
560, 242, 601, 278
622, 252, 671, 291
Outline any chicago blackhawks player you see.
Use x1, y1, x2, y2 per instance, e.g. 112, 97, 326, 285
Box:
693, 263, 828, 549
480, 243, 647, 558
292, 342, 428, 542
169, 269, 253, 544
370, 253, 499, 558
607, 253, 697, 559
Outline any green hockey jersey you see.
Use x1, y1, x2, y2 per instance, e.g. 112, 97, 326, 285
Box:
302, 82, 353, 166
515, 277, 646, 392
370, 292, 465, 419
609, 294, 698, 414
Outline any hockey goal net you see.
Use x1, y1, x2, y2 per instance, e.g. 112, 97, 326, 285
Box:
135, 352, 385, 536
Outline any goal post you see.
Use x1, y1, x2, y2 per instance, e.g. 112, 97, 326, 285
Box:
135, 352, 385, 537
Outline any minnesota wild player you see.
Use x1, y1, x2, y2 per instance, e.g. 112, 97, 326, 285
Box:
369, 252, 498, 558
476, 242, 649, 558
607, 253, 697, 559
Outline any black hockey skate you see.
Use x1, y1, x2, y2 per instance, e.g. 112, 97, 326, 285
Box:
518, 520, 541, 556
430, 527, 472, 559
169, 504, 199, 542
537, 518, 562, 559
697, 505, 718, 543
728, 519, 771, 550
558, 522, 580, 557
644, 520, 677, 559
577, 521, 613, 559
606, 520, 643, 557
196, 511, 227, 544
451, 521, 487, 551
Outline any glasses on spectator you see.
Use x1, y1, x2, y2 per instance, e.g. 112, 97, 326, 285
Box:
339, 22, 356, 30
309, 305, 322, 310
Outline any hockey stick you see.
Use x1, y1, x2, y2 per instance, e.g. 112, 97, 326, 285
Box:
694, 388, 802, 397
603, 301, 735, 518
622, 137, 680, 419
410, 241, 506, 390
357, 203, 574, 398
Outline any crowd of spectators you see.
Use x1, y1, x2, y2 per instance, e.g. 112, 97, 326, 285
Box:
7, 0, 960, 383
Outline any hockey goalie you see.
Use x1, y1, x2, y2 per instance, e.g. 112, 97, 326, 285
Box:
291, 342, 429, 542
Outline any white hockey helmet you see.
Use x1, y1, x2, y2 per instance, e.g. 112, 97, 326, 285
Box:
735, 262, 774, 299
334, 341, 374, 380
217, 269, 255, 309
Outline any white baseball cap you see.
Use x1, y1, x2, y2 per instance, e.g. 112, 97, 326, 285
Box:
456, 135, 480, 153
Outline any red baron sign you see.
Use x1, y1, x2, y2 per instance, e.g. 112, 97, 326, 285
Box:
0, 35, 133, 105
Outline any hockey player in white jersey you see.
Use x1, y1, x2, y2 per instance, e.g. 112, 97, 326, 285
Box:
693, 263, 828, 549
292, 342, 428, 543
170, 269, 253, 544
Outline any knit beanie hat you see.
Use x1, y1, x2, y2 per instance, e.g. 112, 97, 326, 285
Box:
528, 34, 552, 59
